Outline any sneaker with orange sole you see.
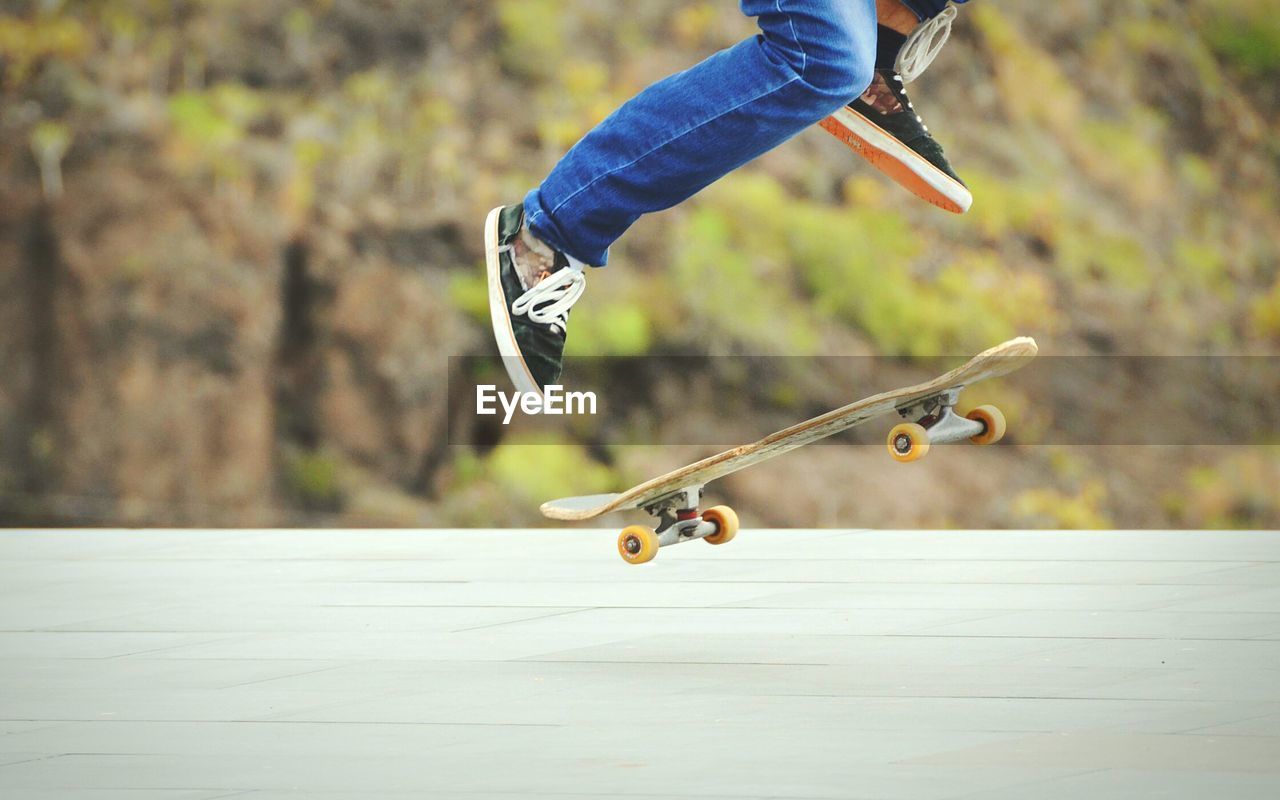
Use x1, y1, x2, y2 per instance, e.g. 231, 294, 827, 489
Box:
820, 6, 972, 214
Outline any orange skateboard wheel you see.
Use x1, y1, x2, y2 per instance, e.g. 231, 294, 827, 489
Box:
618, 526, 659, 565
966, 405, 1007, 446
702, 506, 739, 546
887, 422, 931, 463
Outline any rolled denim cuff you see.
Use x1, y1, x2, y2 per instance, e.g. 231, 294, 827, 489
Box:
901, 0, 968, 21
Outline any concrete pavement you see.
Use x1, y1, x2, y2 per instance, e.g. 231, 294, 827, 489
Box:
1, 529, 1279, 799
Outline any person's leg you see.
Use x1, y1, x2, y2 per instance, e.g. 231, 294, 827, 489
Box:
487, 0, 876, 395
524, 0, 877, 268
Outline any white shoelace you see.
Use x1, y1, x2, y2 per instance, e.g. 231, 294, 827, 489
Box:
891, 73, 929, 132
895, 3, 958, 84
501, 245, 587, 336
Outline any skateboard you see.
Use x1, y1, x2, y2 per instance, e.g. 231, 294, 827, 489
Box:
542, 337, 1038, 564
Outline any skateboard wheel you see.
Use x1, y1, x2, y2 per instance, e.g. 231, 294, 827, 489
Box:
966, 405, 1007, 446
618, 525, 659, 565
702, 506, 739, 546
887, 423, 931, 463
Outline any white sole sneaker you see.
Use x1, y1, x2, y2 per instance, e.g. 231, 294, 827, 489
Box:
821, 105, 973, 215
484, 205, 542, 397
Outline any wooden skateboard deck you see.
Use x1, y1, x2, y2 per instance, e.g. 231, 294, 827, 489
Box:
545, 337, 1036, 519
542, 337, 1037, 563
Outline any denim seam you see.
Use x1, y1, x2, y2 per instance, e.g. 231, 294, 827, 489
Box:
779, 0, 807, 79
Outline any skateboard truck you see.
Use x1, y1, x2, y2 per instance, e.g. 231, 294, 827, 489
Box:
616, 486, 739, 566
887, 388, 1007, 463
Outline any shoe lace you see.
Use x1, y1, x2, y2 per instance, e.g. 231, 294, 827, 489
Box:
502, 245, 587, 335
889, 73, 929, 133
896, 3, 957, 83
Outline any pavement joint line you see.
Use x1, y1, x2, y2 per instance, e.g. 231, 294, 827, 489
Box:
1179, 709, 1280, 735
515, 657, 1198, 672
0, 632, 1263, 644
100, 635, 253, 660
321, 603, 1170, 609
304, 580, 1279, 587
10, 613, 1278, 626
0, 718, 564, 727
219, 663, 356, 690
950, 766, 1109, 799
715, 694, 1243, 703
318, 558, 1280, 565
9, 786, 238, 793
451, 607, 596, 633
0, 753, 63, 769
517, 657, 835, 666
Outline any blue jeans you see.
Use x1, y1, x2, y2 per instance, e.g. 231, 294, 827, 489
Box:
524, 0, 878, 266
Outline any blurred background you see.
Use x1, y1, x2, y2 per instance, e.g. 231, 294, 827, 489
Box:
0, 0, 1277, 530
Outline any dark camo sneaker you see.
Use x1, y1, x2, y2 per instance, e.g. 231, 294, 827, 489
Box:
821, 69, 972, 214
484, 204, 586, 395
818, 6, 972, 214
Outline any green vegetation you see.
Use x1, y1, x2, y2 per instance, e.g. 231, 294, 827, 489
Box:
497, 0, 569, 80
1, 0, 1277, 529
674, 174, 1055, 356
482, 435, 620, 502
1014, 481, 1113, 530
0, 10, 90, 87
1168, 450, 1280, 529
1199, 0, 1280, 80
284, 451, 343, 510
564, 299, 653, 358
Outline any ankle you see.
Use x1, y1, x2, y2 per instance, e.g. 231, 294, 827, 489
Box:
520, 225, 557, 263
877, 0, 920, 35
876, 26, 909, 71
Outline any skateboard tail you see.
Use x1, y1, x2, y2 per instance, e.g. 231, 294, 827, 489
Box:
541, 493, 624, 521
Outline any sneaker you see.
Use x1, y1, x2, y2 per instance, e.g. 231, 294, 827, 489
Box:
483, 204, 587, 395
819, 7, 972, 214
